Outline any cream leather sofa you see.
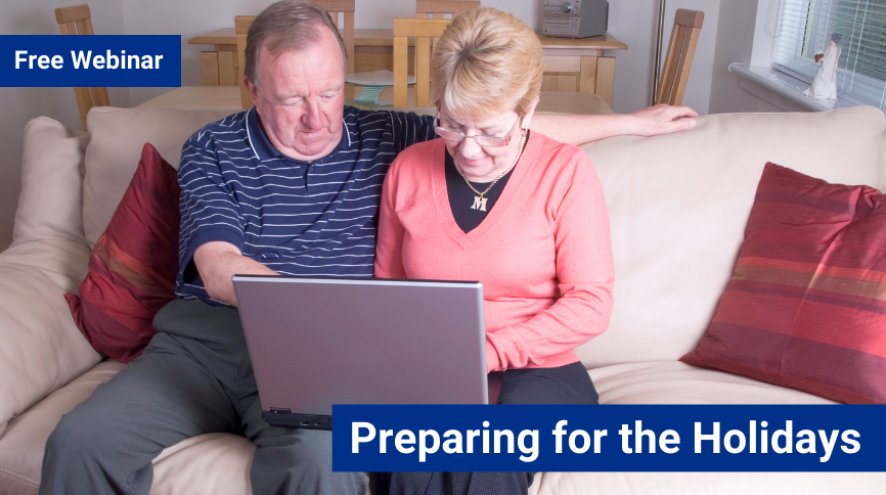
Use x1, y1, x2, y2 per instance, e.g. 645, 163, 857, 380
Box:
1, 105, 885, 495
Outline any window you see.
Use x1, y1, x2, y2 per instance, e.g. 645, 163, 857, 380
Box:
772, 0, 886, 109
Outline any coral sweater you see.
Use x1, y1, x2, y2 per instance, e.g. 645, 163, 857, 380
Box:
374, 134, 614, 372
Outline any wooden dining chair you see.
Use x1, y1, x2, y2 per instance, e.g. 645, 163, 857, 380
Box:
415, 0, 477, 93
415, 0, 480, 19
654, 9, 704, 106
393, 18, 452, 108
236, 0, 356, 110
55, 4, 110, 131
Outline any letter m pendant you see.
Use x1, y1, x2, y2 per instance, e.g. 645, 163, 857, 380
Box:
471, 196, 488, 212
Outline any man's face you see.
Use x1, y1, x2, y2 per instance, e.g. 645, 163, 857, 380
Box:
246, 26, 345, 161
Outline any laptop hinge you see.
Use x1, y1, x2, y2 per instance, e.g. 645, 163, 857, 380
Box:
263, 408, 332, 429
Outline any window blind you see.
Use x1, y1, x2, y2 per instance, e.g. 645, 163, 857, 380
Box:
772, 0, 886, 109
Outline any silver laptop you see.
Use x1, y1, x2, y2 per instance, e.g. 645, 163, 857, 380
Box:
232, 275, 490, 429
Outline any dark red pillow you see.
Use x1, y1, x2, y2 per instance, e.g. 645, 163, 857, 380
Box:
66, 143, 179, 362
681, 163, 886, 404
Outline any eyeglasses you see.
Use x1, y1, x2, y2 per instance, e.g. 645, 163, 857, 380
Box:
434, 112, 523, 148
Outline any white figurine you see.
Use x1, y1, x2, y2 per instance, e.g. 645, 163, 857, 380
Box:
803, 34, 841, 100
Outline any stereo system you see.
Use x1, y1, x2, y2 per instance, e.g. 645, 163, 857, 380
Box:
542, 0, 609, 39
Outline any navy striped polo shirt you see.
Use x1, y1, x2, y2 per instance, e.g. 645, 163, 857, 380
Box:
175, 106, 435, 305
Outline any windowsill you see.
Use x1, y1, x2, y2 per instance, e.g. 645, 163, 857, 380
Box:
728, 63, 860, 112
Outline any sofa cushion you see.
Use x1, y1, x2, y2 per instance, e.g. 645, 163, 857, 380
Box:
0, 361, 124, 494
83, 106, 235, 247
67, 144, 180, 363
541, 361, 886, 493
12, 117, 89, 246
531, 472, 886, 495
589, 361, 835, 405
151, 433, 255, 495
0, 361, 255, 495
681, 163, 886, 404
578, 107, 886, 369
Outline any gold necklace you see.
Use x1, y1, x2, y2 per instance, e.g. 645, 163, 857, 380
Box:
453, 129, 526, 212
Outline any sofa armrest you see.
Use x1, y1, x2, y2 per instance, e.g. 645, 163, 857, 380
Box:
0, 115, 104, 435
0, 241, 99, 437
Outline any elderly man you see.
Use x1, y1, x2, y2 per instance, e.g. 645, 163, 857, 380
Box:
40, 1, 696, 494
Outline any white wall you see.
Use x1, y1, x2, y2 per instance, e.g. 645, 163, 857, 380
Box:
0, 0, 128, 251
609, 0, 721, 115
708, 0, 781, 113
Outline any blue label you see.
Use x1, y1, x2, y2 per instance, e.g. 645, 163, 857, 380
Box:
2, 35, 181, 87
332, 405, 885, 472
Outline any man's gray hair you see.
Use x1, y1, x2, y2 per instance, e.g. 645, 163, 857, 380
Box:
244, 0, 347, 89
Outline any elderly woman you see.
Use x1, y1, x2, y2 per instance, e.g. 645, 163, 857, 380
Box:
374, 7, 614, 494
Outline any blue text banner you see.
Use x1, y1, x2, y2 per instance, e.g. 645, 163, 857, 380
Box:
332, 405, 886, 472
3, 35, 180, 87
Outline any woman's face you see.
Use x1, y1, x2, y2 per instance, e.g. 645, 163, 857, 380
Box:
437, 105, 527, 182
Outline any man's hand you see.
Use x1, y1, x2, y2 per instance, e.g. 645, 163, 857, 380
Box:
193, 241, 278, 306
621, 104, 698, 136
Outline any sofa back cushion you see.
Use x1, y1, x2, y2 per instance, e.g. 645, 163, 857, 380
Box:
13, 117, 89, 246
578, 106, 886, 369
83, 107, 235, 247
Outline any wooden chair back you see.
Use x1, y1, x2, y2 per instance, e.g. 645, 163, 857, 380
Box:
654, 9, 704, 106
318, 0, 355, 76
55, 4, 110, 131
415, 0, 480, 18
415, 0, 477, 83
236, 15, 255, 110
236, 0, 356, 110
393, 18, 451, 108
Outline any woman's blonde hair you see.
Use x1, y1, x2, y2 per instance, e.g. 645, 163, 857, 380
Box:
431, 7, 544, 119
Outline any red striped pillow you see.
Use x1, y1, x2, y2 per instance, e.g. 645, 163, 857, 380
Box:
681, 163, 886, 404
65, 143, 179, 363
